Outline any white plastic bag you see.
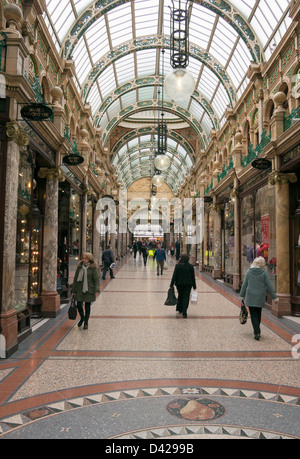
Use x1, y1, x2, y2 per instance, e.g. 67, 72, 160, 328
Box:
190, 290, 198, 304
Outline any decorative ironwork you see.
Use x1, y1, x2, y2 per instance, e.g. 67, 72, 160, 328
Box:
241, 129, 271, 168
0, 31, 7, 72
169, 0, 192, 69
283, 106, 300, 132
218, 156, 233, 182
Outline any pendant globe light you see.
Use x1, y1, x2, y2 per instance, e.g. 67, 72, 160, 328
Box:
154, 153, 171, 170
164, 0, 195, 102
152, 172, 165, 187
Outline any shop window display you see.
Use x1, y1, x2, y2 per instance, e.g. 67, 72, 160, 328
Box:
204, 212, 214, 266
15, 154, 32, 312
241, 185, 276, 291
224, 199, 235, 277
241, 194, 255, 279
255, 185, 276, 290
86, 196, 94, 253
57, 184, 82, 298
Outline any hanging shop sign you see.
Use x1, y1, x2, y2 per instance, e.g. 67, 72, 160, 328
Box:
21, 103, 53, 121
63, 154, 84, 166
204, 196, 213, 203
251, 158, 272, 170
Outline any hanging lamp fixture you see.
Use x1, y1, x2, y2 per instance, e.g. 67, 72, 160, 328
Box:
164, 0, 195, 102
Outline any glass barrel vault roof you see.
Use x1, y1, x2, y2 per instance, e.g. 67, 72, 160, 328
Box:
44, 0, 292, 191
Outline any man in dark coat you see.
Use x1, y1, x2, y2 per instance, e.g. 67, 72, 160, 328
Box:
175, 240, 180, 260
102, 245, 115, 279
170, 254, 196, 318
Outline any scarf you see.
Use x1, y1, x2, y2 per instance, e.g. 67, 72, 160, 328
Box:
77, 263, 89, 293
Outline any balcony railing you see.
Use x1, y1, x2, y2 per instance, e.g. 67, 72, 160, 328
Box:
283, 106, 300, 132
241, 129, 271, 168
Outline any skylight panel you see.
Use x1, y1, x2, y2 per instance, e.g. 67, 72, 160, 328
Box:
198, 67, 219, 101
136, 49, 157, 76
114, 54, 135, 85
87, 84, 102, 115
231, 0, 253, 18
134, 0, 159, 36
74, 0, 93, 15
138, 87, 155, 101
106, 99, 122, 120
85, 17, 110, 62
97, 66, 116, 99
107, 3, 133, 47
121, 91, 137, 108
212, 85, 230, 118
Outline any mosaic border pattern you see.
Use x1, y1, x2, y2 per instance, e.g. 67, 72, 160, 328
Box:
1, 386, 299, 437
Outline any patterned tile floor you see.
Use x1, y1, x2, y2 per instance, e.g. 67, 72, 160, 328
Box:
0, 254, 300, 439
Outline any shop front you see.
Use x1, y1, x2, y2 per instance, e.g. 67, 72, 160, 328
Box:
281, 148, 300, 316
239, 177, 277, 307
57, 168, 83, 301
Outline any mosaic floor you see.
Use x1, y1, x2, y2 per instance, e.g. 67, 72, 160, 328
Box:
0, 254, 299, 440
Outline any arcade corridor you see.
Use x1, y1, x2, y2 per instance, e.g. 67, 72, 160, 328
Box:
0, 254, 299, 439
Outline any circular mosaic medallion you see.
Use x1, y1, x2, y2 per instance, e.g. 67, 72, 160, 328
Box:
166, 398, 225, 421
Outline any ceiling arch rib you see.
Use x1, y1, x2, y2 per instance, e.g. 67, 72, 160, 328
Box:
111, 126, 195, 163
93, 76, 220, 132
60, 0, 264, 66
113, 136, 191, 191
81, 36, 237, 108
101, 100, 207, 148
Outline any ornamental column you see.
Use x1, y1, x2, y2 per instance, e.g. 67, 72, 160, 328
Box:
268, 171, 297, 317
1, 122, 29, 356
38, 167, 64, 317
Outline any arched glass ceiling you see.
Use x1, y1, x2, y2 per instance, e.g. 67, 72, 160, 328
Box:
112, 134, 192, 191
44, 0, 292, 190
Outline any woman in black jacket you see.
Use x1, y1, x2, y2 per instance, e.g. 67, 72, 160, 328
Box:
170, 254, 197, 318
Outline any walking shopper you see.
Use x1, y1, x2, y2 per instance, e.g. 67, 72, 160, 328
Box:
141, 243, 148, 266
170, 254, 196, 318
102, 245, 115, 279
153, 243, 166, 275
240, 256, 278, 340
72, 253, 100, 329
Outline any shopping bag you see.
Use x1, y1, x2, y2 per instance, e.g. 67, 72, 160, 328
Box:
164, 263, 168, 270
164, 286, 178, 306
190, 290, 198, 304
68, 295, 77, 320
239, 300, 248, 324
149, 249, 154, 258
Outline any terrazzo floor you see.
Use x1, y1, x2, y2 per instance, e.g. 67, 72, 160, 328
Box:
0, 254, 300, 441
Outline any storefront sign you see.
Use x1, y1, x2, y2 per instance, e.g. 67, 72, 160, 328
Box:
63, 154, 84, 165
251, 158, 272, 170
21, 103, 53, 121
204, 196, 213, 203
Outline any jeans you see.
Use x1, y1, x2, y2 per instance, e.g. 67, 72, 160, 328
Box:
77, 301, 91, 324
249, 307, 262, 335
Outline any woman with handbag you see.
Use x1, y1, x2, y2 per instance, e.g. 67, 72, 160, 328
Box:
71, 253, 100, 330
170, 254, 196, 318
240, 256, 278, 340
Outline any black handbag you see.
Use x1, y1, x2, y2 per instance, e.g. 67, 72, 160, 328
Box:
68, 295, 77, 320
239, 300, 248, 324
164, 286, 178, 306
